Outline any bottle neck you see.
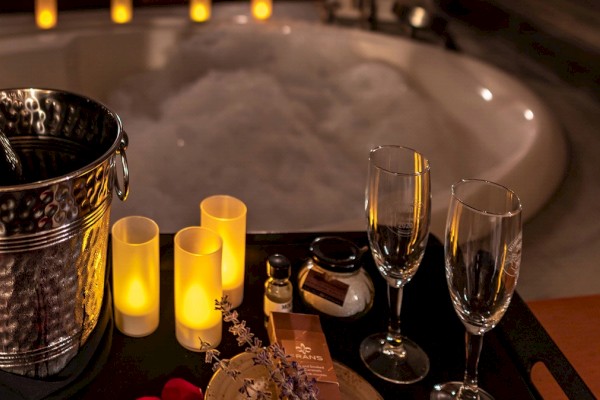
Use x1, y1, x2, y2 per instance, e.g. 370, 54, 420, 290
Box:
269, 276, 290, 284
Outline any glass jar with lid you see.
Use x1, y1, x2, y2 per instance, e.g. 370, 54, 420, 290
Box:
298, 236, 374, 320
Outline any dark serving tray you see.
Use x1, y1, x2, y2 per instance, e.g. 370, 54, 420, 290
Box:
38, 232, 594, 399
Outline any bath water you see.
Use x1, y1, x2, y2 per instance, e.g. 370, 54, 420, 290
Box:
106, 26, 486, 233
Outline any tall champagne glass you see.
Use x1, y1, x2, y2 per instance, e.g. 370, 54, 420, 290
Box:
360, 145, 431, 384
431, 179, 522, 400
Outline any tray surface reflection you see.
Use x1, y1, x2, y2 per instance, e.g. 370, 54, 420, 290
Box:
72, 232, 590, 399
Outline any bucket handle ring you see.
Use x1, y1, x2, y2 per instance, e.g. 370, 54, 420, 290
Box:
115, 132, 130, 201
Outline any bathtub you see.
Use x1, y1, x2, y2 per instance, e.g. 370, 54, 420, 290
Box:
0, 3, 567, 238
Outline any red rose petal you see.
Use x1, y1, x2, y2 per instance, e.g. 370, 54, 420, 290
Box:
161, 377, 203, 400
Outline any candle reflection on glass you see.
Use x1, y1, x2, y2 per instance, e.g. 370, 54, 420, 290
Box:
111, 0, 133, 24
251, 0, 273, 20
111, 216, 160, 337
174, 226, 223, 351
35, 0, 57, 29
190, 0, 211, 22
200, 195, 247, 308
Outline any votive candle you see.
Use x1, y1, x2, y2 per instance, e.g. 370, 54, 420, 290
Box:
251, 0, 273, 20
111, 0, 133, 24
190, 0, 211, 22
200, 195, 247, 308
174, 227, 223, 351
35, 0, 57, 29
111, 216, 160, 337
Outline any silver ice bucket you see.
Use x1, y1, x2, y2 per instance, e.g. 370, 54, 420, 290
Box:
0, 88, 129, 378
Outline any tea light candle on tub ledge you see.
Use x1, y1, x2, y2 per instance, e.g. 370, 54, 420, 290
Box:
200, 195, 247, 308
111, 0, 133, 24
190, 0, 211, 22
251, 0, 273, 20
174, 226, 223, 350
35, 0, 57, 29
111, 216, 160, 337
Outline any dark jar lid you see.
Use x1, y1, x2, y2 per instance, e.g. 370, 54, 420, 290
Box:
267, 253, 291, 279
309, 236, 364, 273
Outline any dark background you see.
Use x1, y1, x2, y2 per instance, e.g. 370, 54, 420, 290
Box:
1, 0, 262, 13
2, 0, 597, 98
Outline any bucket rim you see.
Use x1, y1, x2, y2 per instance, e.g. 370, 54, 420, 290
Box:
0, 87, 125, 192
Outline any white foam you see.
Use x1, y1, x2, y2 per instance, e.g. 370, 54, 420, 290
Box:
99, 18, 566, 236
107, 27, 469, 233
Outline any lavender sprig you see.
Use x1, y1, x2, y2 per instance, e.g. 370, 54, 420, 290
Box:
201, 296, 319, 400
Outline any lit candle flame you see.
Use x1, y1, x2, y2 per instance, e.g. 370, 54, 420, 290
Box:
251, 0, 272, 20
35, 0, 57, 29
190, 0, 211, 22
181, 284, 216, 328
124, 278, 149, 314
111, 0, 133, 24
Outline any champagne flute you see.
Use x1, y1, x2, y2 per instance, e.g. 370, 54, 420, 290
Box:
431, 179, 522, 400
360, 145, 431, 384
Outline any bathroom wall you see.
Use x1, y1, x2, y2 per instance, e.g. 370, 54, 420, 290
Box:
439, 0, 600, 100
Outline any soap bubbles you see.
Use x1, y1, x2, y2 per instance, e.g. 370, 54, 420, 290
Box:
107, 24, 465, 233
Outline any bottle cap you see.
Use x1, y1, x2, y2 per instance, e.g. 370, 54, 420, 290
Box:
267, 254, 291, 279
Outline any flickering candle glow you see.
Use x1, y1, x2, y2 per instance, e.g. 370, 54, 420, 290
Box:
111, 0, 133, 24
174, 227, 223, 350
35, 0, 57, 29
251, 0, 273, 20
200, 195, 247, 308
190, 0, 211, 22
123, 278, 150, 312
112, 216, 160, 337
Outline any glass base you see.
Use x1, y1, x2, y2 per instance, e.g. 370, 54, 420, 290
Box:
431, 382, 494, 400
359, 332, 429, 384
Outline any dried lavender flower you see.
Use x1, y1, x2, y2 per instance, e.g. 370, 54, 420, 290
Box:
201, 296, 319, 400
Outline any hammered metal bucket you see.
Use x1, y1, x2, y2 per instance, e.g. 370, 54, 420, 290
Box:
0, 88, 129, 378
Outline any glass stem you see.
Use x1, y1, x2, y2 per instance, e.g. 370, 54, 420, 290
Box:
459, 332, 484, 399
384, 284, 406, 357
